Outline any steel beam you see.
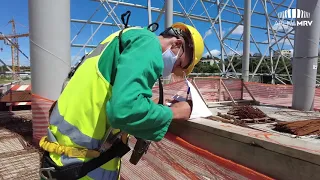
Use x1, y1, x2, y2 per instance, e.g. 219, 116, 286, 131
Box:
71, 19, 124, 27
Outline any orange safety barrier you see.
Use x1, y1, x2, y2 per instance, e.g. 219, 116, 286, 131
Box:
0, 84, 32, 111
165, 133, 274, 180
120, 132, 274, 180
152, 77, 320, 110
244, 81, 320, 110
31, 94, 54, 145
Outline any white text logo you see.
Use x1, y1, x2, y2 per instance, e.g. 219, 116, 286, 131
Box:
276, 9, 313, 27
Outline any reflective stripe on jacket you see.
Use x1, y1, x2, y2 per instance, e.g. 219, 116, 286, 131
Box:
47, 27, 140, 180
47, 26, 173, 180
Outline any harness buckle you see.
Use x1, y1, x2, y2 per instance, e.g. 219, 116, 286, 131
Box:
39, 167, 57, 180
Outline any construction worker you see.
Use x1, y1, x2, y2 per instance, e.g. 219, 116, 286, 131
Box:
39, 19, 204, 180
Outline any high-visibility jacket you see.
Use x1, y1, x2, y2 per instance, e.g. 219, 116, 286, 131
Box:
47, 27, 173, 180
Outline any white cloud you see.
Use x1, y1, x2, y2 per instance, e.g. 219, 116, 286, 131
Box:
227, 50, 243, 56
204, 49, 221, 57
204, 29, 213, 39
204, 29, 225, 40
230, 25, 244, 35
271, 23, 293, 33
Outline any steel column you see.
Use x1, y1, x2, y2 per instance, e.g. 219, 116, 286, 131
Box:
292, 0, 320, 110
29, 0, 71, 100
242, 0, 251, 82
165, 0, 173, 28
148, 0, 152, 24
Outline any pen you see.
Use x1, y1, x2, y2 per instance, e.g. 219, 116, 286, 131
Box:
186, 87, 190, 100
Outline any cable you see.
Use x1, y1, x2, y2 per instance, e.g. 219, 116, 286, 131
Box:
29, 39, 70, 68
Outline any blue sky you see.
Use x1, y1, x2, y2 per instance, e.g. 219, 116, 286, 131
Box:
0, 0, 295, 66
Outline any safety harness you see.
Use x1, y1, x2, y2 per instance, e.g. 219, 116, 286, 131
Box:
40, 11, 164, 180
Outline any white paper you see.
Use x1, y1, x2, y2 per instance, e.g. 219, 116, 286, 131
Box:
168, 79, 212, 119
186, 79, 212, 119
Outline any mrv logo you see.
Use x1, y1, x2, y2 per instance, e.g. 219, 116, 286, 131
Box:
276, 9, 313, 27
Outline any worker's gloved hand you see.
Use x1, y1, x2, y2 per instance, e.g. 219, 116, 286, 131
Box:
170, 101, 192, 121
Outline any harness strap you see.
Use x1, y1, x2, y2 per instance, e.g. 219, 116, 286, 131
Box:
40, 11, 165, 180
41, 139, 130, 180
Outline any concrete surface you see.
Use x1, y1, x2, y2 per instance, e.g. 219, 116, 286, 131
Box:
169, 118, 320, 180
209, 104, 320, 122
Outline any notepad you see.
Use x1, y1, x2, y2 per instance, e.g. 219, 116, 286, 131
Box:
168, 79, 212, 119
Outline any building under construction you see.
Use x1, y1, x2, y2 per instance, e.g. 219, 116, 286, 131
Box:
0, 0, 320, 180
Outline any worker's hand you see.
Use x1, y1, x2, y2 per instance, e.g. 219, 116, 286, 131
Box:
170, 101, 193, 121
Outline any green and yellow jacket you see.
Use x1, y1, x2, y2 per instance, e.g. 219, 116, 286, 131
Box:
47, 27, 173, 179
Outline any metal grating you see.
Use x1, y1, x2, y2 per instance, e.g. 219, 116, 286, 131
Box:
0, 135, 26, 153
0, 110, 41, 180
0, 150, 40, 180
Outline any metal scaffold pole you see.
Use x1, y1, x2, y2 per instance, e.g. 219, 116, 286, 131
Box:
148, 0, 152, 25
292, 0, 320, 111
28, 0, 71, 100
165, 0, 173, 28
242, 0, 251, 82
28, 0, 71, 143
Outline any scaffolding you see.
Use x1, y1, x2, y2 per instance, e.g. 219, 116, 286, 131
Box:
69, 0, 320, 85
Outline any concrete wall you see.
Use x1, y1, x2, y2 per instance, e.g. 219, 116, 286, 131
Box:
169, 118, 320, 180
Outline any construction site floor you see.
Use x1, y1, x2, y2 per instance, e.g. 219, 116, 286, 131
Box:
0, 110, 270, 180
1, 105, 320, 180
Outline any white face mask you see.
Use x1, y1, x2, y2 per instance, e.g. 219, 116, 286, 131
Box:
162, 46, 181, 77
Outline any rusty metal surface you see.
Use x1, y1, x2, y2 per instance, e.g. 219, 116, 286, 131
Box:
274, 119, 320, 136
228, 105, 267, 119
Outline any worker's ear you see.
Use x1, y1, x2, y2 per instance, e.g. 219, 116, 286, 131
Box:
172, 67, 184, 77
172, 39, 183, 49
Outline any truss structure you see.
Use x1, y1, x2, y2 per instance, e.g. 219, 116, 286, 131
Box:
70, 0, 319, 85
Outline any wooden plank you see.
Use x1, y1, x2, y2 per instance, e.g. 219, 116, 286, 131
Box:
241, 79, 244, 100
220, 81, 236, 105
218, 78, 221, 102
243, 82, 257, 102
191, 78, 207, 105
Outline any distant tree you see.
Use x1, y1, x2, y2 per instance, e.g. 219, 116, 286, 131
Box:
192, 63, 220, 73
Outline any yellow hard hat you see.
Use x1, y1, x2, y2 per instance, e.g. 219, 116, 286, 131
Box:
171, 22, 204, 76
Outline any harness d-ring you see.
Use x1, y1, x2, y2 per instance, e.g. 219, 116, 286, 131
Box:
147, 23, 159, 32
